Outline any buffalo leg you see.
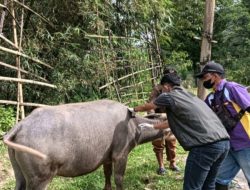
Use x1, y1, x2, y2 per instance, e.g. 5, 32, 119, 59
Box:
113, 156, 128, 190
8, 149, 26, 190
26, 177, 52, 190
103, 162, 113, 190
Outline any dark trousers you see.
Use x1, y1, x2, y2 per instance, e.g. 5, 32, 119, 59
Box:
183, 140, 230, 190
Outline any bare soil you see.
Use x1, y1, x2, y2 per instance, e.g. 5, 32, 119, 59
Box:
0, 153, 14, 189
230, 170, 249, 190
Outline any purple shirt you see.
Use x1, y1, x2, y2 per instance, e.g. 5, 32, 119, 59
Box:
205, 79, 250, 151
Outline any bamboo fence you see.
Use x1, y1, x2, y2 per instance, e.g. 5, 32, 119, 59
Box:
0, 0, 55, 122
0, 0, 163, 121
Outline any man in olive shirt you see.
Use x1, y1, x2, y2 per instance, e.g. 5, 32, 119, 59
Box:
148, 83, 180, 175
131, 72, 230, 190
147, 68, 179, 174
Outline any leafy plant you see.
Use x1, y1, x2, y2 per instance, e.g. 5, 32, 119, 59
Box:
0, 106, 15, 138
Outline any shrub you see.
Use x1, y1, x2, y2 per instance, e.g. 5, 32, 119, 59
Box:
0, 106, 15, 137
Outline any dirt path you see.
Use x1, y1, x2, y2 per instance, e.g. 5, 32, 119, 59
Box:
230, 170, 249, 190
0, 153, 14, 189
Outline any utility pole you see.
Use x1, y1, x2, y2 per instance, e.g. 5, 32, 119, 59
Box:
197, 0, 216, 100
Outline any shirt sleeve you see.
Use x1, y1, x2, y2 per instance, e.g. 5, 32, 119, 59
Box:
228, 84, 250, 110
154, 93, 173, 108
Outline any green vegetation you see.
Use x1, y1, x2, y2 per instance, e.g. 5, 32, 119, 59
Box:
1, 1, 250, 189
0, 141, 186, 190
1, 0, 249, 108
0, 106, 15, 137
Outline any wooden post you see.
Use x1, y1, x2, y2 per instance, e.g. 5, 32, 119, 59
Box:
197, 0, 215, 100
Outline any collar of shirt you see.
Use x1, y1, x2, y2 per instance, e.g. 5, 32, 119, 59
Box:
215, 79, 227, 92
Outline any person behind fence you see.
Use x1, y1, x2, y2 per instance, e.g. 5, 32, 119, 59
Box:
147, 67, 179, 174
196, 61, 250, 190
129, 72, 230, 190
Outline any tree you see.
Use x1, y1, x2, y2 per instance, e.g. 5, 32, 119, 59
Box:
213, 0, 250, 85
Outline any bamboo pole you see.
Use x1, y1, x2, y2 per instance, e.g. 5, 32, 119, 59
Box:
0, 34, 19, 49
0, 46, 53, 68
17, 0, 25, 119
85, 33, 137, 40
99, 66, 161, 89
0, 61, 48, 81
108, 30, 121, 102
121, 92, 149, 97
146, 28, 155, 87
0, 3, 21, 29
0, 76, 57, 88
0, 0, 7, 34
13, 0, 54, 28
153, 23, 163, 78
96, 7, 113, 100
0, 100, 49, 107
123, 99, 147, 106
11, 0, 23, 121
125, 27, 139, 102
119, 77, 157, 90
0, 3, 6, 9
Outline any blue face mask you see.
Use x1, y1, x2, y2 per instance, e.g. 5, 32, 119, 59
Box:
203, 79, 215, 89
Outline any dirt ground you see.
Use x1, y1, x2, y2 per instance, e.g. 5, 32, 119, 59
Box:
230, 170, 249, 190
0, 153, 14, 188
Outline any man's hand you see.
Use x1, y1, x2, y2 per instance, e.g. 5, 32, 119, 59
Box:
128, 107, 136, 117
138, 123, 154, 129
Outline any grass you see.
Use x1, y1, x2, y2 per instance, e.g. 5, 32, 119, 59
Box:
0, 141, 187, 190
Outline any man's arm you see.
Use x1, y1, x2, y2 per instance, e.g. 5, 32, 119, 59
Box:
139, 120, 170, 129
154, 120, 169, 129
134, 102, 158, 112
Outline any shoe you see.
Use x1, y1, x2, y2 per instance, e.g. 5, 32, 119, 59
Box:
157, 167, 166, 175
169, 165, 180, 172
215, 182, 228, 190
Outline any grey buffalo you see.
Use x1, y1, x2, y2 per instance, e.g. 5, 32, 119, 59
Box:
3, 100, 173, 190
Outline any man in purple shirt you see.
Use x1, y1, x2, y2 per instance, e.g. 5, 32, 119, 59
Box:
196, 61, 250, 190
